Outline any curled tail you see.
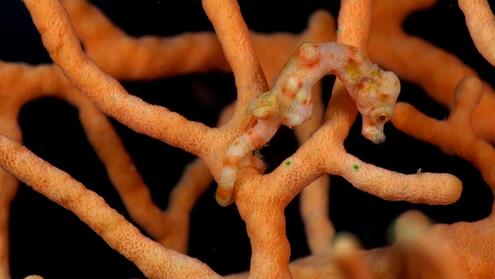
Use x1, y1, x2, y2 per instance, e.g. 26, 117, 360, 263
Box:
216, 118, 279, 206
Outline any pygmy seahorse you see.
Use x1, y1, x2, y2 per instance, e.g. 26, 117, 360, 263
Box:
216, 42, 400, 206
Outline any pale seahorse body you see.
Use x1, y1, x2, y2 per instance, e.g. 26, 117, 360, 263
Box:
216, 42, 401, 206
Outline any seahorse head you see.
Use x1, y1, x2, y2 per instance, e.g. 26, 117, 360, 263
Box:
353, 69, 400, 144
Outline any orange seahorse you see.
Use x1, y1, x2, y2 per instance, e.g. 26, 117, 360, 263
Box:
216, 42, 401, 206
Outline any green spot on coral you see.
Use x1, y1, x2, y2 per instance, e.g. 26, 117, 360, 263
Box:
352, 163, 360, 171
284, 159, 293, 166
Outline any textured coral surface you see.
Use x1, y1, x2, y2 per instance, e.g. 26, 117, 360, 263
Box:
1, 0, 495, 278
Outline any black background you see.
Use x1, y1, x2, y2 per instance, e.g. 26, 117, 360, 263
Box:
1, 0, 495, 277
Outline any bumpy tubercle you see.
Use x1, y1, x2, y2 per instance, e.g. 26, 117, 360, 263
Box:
216, 42, 401, 206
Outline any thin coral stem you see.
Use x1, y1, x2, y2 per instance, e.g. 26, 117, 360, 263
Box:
459, 0, 495, 66
0, 172, 18, 279
335, 0, 373, 50
75, 98, 168, 239
60, 0, 230, 79
392, 77, 495, 189
62, 0, 336, 84
168, 161, 216, 215
299, 175, 332, 254
160, 159, 212, 251
295, 85, 334, 254
0, 63, 65, 105
0, 134, 220, 279
0, 61, 173, 245
393, 103, 451, 150
239, 201, 291, 279
374, 37, 478, 107
333, 152, 461, 205
24, 0, 210, 156
160, 104, 235, 252
0, 98, 23, 279
202, 0, 268, 126
262, 124, 462, 206
370, 0, 495, 143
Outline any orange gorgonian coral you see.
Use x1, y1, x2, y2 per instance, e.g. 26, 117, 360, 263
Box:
0, 0, 494, 278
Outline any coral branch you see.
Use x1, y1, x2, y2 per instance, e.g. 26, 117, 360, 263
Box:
202, 0, 268, 123
0, 61, 174, 249
370, 0, 495, 143
61, 0, 336, 84
60, 0, 230, 79
159, 104, 235, 252
3, 0, 491, 277
2, 2, 337, 272
0, 135, 220, 278
393, 77, 495, 188
24, 0, 210, 156
202, 0, 272, 206
332, 152, 462, 205
160, 159, 212, 251
295, 85, 333, 255
251, 124, 462, 206
459, 0, 495, 66
76, 100, 168, 240
299, 171, 332, 255
241, 205, 291, 279
0, 172, 18, 279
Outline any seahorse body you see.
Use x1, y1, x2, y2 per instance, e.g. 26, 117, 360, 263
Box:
216, 42, 400, 206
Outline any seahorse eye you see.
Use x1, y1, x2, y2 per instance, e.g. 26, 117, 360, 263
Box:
376, 113, 389, 123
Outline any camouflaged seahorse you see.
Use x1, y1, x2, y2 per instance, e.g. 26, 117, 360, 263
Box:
216, 42, 401, 206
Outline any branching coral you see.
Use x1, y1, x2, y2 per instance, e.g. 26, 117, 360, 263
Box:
1, 0, 494, 278
459, 0, 495, 66
0, 0, 336, 276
